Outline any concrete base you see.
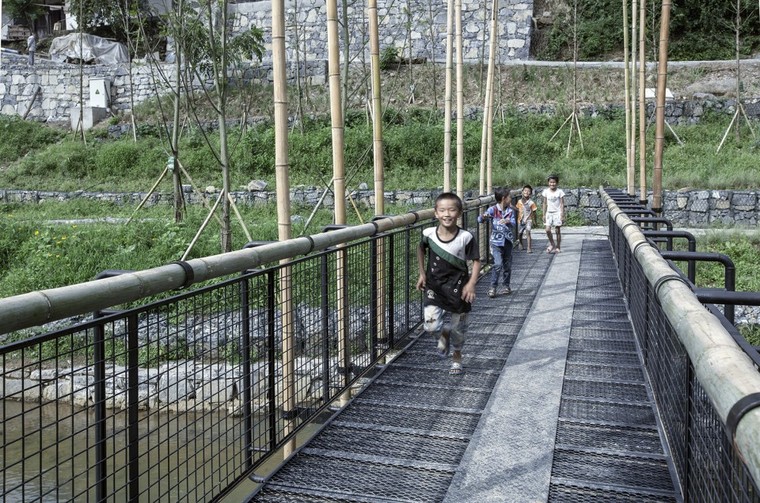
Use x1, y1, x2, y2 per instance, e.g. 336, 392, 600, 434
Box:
69, 106, 108, 131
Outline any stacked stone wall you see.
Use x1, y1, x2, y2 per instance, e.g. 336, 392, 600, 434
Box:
0, 0, 533, 123
2, 187, 759, 228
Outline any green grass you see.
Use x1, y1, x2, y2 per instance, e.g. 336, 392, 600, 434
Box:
2, 111, 759, 194
667, 229, 760, 346
0, 201, 379, 299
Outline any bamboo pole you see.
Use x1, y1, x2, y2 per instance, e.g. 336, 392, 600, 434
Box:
443, 0, 454, 192
326, 0, 350, 406
653, 0, 672, 213
630, 0, 638, 202
623, 0, 633, 195
486, 70, 496, 195
368, 0, 384, 215
272, 0, 296, 457
637, 0, 646, 206
327, 0, 346, 225
455, 0, 464, 199
478, 0, 499, 196
368, 0, 387, 365
487, 0, 499, 194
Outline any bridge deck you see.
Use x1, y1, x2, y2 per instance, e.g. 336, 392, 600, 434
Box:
249, 228, 680, 502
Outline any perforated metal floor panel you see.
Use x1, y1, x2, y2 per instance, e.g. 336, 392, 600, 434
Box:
248, 246, 554, 502
549, 240, 679, 502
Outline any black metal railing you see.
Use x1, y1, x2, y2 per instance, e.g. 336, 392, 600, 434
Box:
0, 204, 487, 502
604, 188, 760, 503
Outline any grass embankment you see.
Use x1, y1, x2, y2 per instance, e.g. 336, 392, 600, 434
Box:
1, 108, 759, 193
1, 111, 759, 343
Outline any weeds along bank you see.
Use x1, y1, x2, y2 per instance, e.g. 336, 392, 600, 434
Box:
3, 107, 760, 195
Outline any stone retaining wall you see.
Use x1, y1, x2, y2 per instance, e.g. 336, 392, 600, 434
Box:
0, 0, 533, 123
2, 186, 759, 227
4, 52, 760, 126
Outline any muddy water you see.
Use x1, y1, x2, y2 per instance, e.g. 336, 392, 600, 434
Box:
1, 400, 323, 502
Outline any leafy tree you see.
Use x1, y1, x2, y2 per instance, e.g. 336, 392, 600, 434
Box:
535, 0, 760, 61
167, 1, 265, 251
3, 0, 44, 30
68, 0, 122, 31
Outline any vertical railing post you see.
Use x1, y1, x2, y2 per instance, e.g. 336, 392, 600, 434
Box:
404, 225, 411, 332
340, 246, 351, 395
369, 235, 379, 355
684, 358, 694, 502
241, 241, 272, 463
321, 252, 331, 403
92, 312, 108, 503
724, 260, 736, 325
266, 269, 277, 451
240, 274, 254, 469
387, 232, 395, 348
371, 216, 391, 359
323, 225, 350, 405
127, 312, 140, 503
93, 269, 132, 503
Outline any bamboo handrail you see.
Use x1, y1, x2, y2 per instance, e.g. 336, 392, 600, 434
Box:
602, 187, 760, 490
0, 197, 493, 336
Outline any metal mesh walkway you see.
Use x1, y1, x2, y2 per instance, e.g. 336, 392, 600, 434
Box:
250, 244, 553, 502
549, 239, 678, 502
247, 232, 680, 502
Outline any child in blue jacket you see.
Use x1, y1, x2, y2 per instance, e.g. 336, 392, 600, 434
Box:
479, 187, 516, 297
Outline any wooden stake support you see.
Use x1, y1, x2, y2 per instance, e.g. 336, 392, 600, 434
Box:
717, 102, 757, 153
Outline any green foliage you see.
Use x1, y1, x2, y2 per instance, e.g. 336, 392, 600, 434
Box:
2, 109, 759, 193
0, 117, 63, 165
0, 202, 349, 298
68, 0, 123, 32
7, 140, 95, 187
2, 0, 44, 28
538, 0, 760, 61
380, 46, 401, 70
94, 138, 166, 179
740, 325, 760, 347
669, 0, 760, 60
695, 232, 760, 292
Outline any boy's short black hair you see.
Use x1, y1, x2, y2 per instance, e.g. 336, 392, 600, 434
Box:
494, 187, 510, 202
547, 174, 559, 183
435, 192, 463, 212
523, 184, 533, 192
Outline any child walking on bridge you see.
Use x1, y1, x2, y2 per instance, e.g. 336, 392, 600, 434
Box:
417, 192, 481, 375
542, 175, 565, 253
516, 184, 538, 253
478, 187, 516, 298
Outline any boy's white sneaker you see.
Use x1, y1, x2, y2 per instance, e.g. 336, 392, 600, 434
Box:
488, 287, 497, 298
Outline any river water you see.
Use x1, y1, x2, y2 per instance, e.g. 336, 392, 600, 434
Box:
1, 399, 319, 502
